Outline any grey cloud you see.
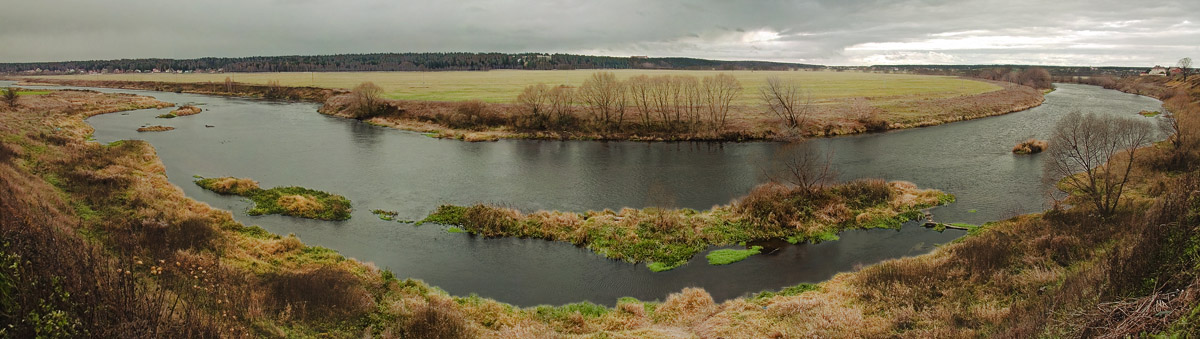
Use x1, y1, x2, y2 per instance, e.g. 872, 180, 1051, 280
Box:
0, 0, 1197, 66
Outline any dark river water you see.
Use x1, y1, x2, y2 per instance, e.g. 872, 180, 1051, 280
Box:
6, 81, 1163, 306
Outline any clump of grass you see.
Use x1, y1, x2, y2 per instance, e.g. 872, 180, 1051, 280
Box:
1012, 138, 1048, 154
171, 105, 202, 116
447, 226, 465, 233
156, 113, 177, 118
1139, 110, 1161, 117
136, 125, 174, 132
371, 209, 399, 221
195, 176, 351, 220
706, 246, 763, 265
196, 177, 260, 195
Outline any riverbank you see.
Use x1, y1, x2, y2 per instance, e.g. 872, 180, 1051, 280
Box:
10, 73, 1045, 142
2, 80, 1197, 336
420, 180, 953, 271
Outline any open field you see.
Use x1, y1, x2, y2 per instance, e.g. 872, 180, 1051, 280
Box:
17, 71, 1042, 141
34, 70, 1002, 104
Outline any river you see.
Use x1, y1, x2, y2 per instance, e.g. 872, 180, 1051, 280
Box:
5, 81, 1163, 306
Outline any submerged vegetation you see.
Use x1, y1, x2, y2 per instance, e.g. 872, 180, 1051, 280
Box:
135, 125, 174, 132
422, 179, 952, 271
195, 176, 352, 221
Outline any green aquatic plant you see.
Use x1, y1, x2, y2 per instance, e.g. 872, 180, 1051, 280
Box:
706, 246, 763, 265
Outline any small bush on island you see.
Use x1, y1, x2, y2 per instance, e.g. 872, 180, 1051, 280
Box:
419, 179, 951, 271
171, 105, 202, 116
1012, 138, 1048, 154
195, 176, 351, 220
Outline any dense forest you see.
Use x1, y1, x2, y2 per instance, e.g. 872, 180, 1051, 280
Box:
0, 53, 820, 74
876, 64, 1148, 77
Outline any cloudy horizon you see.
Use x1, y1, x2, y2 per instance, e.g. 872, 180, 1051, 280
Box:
2, 0, 1198, 67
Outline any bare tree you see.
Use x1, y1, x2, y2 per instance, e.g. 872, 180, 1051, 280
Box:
348, 82, 386, 119
2, 87, 17, 108
578, 72, 627, 132
1044, 111, 1154, 216
676, 75, 703, 127
759, 76, 814, 130
626, 75, 655, 127
1178, 57, 1192, 80
546, 85, 576, 130
702, 74, 743, 132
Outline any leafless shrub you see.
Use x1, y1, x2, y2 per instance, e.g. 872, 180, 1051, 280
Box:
771, 144, 836, 195
701, 73, 743, 132
348, 82, 389, 119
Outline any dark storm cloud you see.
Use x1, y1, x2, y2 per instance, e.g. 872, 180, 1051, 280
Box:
1, 0, 1197, 66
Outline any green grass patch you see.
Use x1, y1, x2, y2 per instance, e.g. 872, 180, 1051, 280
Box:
752, 283, 820, 300
417, 205, 468, 225
447, 226, 466, 233
646, 261, 685, 272
195, 176, 352, 221
15, 90, 51, 96
1139, 110, 1162, 117
706, 246, 763, 265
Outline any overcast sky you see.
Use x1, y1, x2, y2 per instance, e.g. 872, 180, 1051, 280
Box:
2, 0, 1197, 66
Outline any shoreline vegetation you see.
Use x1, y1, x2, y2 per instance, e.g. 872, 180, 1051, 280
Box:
3, 79, 1196, 337
419, 180, 954, 271
135, 125, 174, 132
9, 70, 1046, 142
194, 176, 352, 221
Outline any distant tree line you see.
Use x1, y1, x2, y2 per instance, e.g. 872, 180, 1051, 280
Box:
0, 53, 820, 74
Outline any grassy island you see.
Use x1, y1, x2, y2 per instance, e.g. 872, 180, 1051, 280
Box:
194, 176, 352, 221
422, 179, 954, 271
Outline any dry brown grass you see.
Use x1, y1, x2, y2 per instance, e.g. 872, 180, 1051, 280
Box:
203, 176, 259, 195
1013, 138, 1049, 154
170, 104, 202, 116
276, 194, 325, 216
